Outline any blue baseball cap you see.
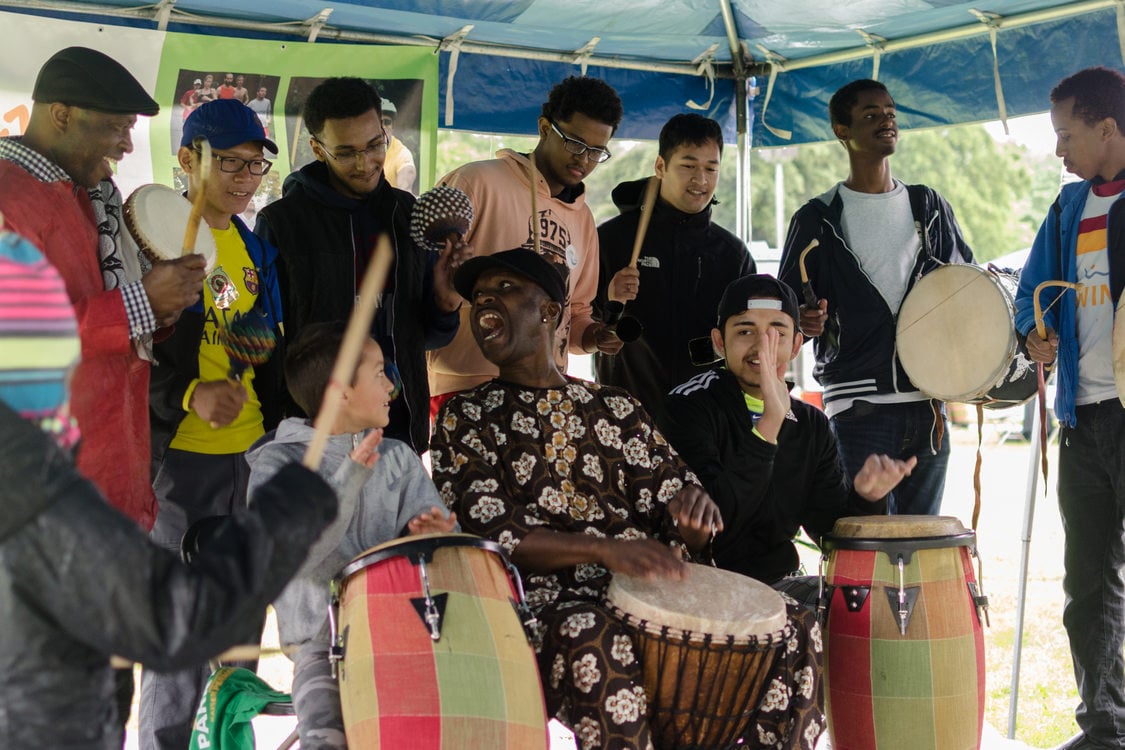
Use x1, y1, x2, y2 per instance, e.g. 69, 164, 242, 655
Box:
181, 99, 277, 154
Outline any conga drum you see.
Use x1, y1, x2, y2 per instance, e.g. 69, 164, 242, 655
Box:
606, 563, 790, 750
820, 516, 987, 750
897, 263, 1036, 406
122, 184, 218, 272
330, 533, 548, 749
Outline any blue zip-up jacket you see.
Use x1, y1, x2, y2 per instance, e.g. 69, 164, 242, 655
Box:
150, 216, 285, 467
778, 181, 974, 412
1014, 179, 1125, 427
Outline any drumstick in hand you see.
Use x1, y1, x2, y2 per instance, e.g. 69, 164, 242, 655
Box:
628, 175, 661, 268
181, 138, 212, 258
798, 238, 820, 308
528, 157, 540, 255
1032, 279, 1079, 340
303, 234, 393, 471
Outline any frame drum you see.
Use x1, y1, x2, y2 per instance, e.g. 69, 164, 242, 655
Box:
897, 263, 1035, 405
123, 184, 217, 273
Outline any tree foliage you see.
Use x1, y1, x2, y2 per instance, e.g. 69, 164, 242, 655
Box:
435, 123, 1062, 263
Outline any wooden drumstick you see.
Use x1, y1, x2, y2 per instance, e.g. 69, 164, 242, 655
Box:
181, 138, 212, 258
303, 235, 394, 471
797, 238, 820, 308
528, 156, 540, 255
1033, 279, 1079, 340
628, 175, 661, 268
110, 643, 297, 669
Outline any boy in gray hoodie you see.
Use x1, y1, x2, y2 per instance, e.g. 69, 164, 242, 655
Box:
245, 322, 456, 748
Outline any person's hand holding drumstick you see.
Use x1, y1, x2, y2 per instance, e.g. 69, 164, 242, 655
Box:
189, 379, 248, 429
1025, 328, 1059, 364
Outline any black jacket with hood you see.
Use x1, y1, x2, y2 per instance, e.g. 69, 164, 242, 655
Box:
594, 177, 754, 423
778, 181, 973, 413
0, 402, 337, 749
255, 161, 458, 452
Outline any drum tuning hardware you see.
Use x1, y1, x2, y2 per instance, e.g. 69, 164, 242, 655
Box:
890, 557, 921, 635
968, 582, 991, 627
412, 557, 447, 641
327, 589, 344, 679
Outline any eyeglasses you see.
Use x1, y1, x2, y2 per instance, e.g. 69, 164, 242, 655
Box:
548, 119, 612, 163
381, 118, 393, 127
313, 133, 388, 166
194, 150, 272, 175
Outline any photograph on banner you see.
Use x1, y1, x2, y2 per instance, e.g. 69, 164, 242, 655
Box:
168, 68, 283, 225
284, 76, 423, 195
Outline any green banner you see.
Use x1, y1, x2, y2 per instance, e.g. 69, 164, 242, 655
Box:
154, 33, 438, 210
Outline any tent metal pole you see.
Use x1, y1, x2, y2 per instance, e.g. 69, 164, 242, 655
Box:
0, 0, 730, 78
1008, 400, 1043, 738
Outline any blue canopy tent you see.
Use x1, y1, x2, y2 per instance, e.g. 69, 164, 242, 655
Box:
0, 1, 1121, 742
1, 0, 1120, 238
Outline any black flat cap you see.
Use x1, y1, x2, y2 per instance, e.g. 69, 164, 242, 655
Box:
33, 47, 159, 116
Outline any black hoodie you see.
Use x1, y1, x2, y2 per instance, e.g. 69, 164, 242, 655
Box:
255, 161, 458, 452
594, 177, 754, 423
0, 402, 338, 748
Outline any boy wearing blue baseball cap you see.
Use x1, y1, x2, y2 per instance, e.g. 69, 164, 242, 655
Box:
141, 98, 287, 750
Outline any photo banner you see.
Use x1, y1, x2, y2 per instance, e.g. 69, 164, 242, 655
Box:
156, 34, 439, 212
0, 12, 438, 206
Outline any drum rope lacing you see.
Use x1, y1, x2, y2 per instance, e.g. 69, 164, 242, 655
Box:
615, 608, 792, 749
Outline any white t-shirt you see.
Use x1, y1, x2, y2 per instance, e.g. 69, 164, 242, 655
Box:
839, 181, 921, 315
1074, 182, 1124, 404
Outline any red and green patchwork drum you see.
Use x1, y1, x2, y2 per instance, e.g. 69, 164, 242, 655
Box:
333, 533, 548, 749
821, 516, 986, 750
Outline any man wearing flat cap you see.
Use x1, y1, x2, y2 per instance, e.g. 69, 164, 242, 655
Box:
660, 274, 915, 593
0, 46, 205, 527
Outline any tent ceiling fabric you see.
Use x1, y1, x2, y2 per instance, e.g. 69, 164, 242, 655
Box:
1, 0, 1121, 143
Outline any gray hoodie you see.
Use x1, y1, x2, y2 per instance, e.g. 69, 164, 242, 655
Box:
245, 417, 447, 648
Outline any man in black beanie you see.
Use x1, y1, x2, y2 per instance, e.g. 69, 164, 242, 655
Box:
0, 46, 208, 728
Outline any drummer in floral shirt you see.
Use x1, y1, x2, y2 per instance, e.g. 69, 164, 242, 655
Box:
431, 248, 824, 750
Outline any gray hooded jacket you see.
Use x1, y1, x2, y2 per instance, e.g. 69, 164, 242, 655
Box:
245, 418, 448, 649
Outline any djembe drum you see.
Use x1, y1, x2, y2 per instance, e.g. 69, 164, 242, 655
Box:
606, 563, 790, 750
330, 533, 548, 749
820, 515, 987, 750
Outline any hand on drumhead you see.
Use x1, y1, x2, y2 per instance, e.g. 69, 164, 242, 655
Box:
189, 379, 248, 428
433, 236, 474, 314
144, 255, 207, 327
1025, 328, 1059, 364
607, 266, 640, 304
348, 428, 383, 469
667, 485, 724, 553
799, 298, 827, 338
853, 454, 918, 503
600, 538, 686, 581
407, 507, 457, 535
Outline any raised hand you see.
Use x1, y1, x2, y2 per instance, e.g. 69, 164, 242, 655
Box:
667, 485, 724, 552
853, 454, 918, 502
